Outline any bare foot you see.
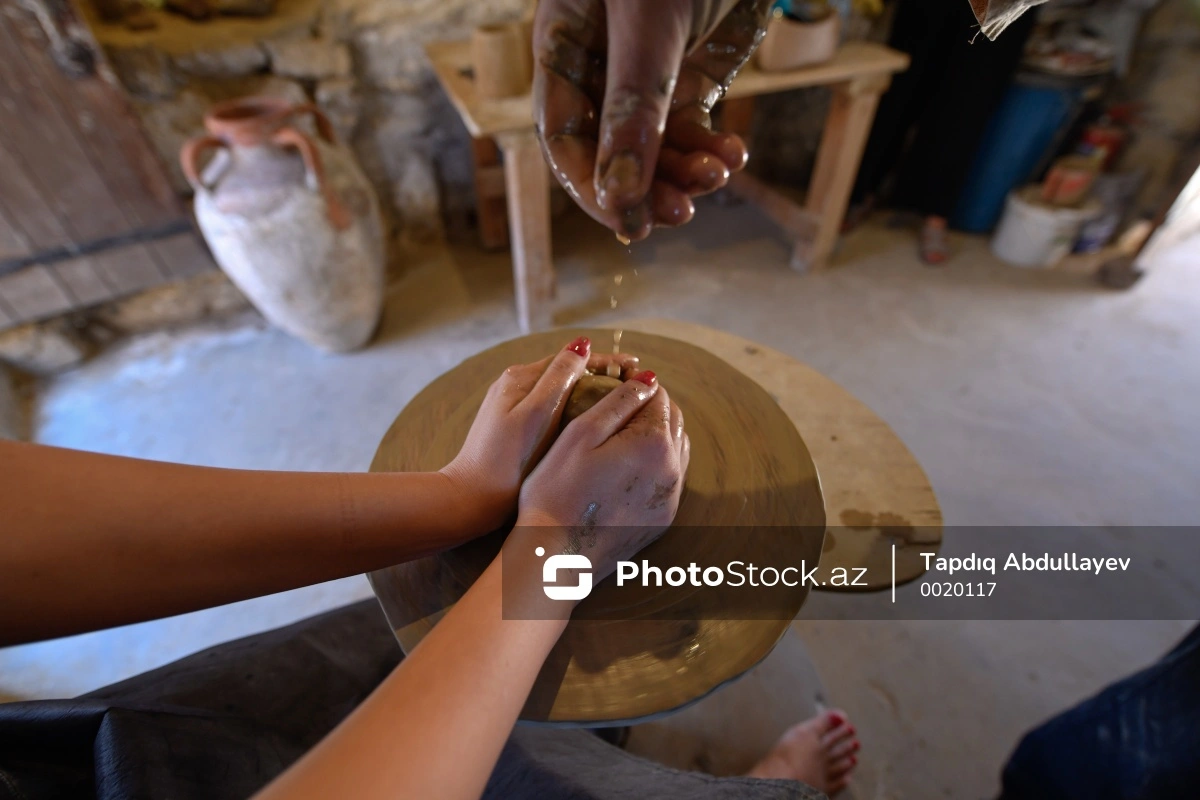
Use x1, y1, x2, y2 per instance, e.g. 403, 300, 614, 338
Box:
746, 709, 859, 795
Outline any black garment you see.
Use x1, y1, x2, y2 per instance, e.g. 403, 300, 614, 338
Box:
0, 601, 820, 800
1000, 624, 1200, 800
852, 0, 1036, 219
0, 602, 397, 800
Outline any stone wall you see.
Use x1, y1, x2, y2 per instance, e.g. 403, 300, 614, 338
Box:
1109, 0, 1200, 214
93, 0, 533, 262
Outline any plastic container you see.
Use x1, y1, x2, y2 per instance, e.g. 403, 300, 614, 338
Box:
991, 186, 1100, 268
755, 10, 840, 71
953, 72, 1096, 233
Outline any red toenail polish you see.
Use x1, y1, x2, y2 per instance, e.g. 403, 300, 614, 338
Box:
850, 755, 857, 765
852, 740, 860, 751
631, 370, 657, 387
829, 712, 845, 725
847, 725, 856, 735
566, 337, 590, 358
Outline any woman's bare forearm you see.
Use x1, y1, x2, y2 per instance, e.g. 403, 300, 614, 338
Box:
257, 533, 569, 800
0, 440, 485, 645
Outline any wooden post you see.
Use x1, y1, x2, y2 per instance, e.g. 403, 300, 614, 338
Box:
496, 130, 554, 333
795, 73, 890, 272
471, 137, 509, 250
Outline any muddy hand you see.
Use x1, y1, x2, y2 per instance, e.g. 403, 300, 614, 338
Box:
516, 371, 691, 579
533, 0, 773, 241
441, 336, 595, 531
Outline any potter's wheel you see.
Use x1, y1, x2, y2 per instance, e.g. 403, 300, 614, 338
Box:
367, 330, 825, 725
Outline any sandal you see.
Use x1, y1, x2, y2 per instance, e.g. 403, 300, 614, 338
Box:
918, 219, 951, 266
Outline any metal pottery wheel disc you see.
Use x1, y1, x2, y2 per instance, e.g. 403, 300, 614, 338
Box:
367, 330, 825, 725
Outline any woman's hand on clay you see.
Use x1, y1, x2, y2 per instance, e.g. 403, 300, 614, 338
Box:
515, 371, 690, 580
440, 338, 642, 532
533, 0, 772, 241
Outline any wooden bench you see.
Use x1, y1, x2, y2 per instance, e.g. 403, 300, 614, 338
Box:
426, 40, 910, 333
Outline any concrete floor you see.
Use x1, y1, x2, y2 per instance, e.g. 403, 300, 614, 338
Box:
2, 204, 1197, 797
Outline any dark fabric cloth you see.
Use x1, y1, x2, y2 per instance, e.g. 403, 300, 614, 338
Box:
999, 624, 1200, 800
0, 601, 399, 800
852, 0, 1036, 219
0, 600, 821, 800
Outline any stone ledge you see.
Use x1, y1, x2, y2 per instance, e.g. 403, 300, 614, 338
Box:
90, 272, 253, 336
0, 273, 253, 377
0, 320, 92, 377
0, 363, 29, 441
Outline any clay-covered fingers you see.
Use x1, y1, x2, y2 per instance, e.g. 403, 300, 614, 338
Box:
622, 384, 672, 437
622, 386, 686, 515
534, 0, 609, 225
587, 351, 640, 379
540, 90, 697, 235
517, 370, 684, 570
566, 371, 660, 448
445, 338, 594, 530
664, 111, 748, 174
533, 0, 606, 143
490, 360, 543, 409
593, 0, 692, 216
668, 396, 685, 446
650, 182, 695, 228
516, 335, 592, 416
534, 0, 730, 238
534, 0, 768, 237
656, 147, 731, 196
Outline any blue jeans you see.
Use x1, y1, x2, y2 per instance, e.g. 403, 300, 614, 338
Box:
1001, 624, 1200, 799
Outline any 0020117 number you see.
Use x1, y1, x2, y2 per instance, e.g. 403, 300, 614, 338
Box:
919, 582, 997, 597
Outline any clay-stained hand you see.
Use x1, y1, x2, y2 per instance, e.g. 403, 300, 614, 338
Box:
440, 338, 642, 532
533, 0, 773, 241
515, 372, 690, 580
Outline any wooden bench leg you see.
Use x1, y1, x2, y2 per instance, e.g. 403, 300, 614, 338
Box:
472, 137, 509, 250
795, 74, 890, 272
496, 131, 554, 333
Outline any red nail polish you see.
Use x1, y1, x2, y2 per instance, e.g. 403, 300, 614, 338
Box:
566, 336, 590, 357
847, 725, 856, 735
850, 755, 857, 765
829, 712, 845, 726
852, 740, 860, 751
631, 370, 657, 387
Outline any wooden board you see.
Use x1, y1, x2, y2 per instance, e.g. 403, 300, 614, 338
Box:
497, 131, 554, 333
726, 43, 907, 100
0, 266, 74, 322
0, 0, 196, 328
368, 328, 826, 725
425, 39, 910, 138
615, 319, 942, 590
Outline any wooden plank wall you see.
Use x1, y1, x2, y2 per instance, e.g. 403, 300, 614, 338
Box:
0, 0, 213, 331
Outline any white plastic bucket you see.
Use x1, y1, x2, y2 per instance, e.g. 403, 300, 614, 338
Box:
992, 186, 1101, 268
